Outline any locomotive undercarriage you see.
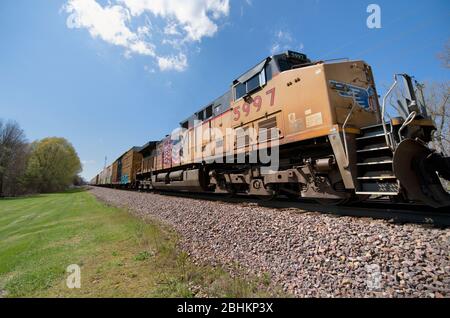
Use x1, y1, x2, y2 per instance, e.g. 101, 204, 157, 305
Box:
207, 140, 348, 201
137, 138, 353, 203
137, 126, 449, 207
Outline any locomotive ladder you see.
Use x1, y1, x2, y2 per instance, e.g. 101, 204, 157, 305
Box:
355, 123, 400, 196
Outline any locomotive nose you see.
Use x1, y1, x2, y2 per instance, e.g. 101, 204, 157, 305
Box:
393, 139, 450, 208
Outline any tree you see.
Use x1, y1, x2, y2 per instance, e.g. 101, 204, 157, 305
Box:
25, 137, 82, 193
421, 41, 450, 155
438, 40, 450, 70
421, 81, 449, 155
73, 175, 85, 187
387, 41, 449, 156
0, 120, 28, 197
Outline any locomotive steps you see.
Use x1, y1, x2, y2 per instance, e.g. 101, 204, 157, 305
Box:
355, 123, 399, 196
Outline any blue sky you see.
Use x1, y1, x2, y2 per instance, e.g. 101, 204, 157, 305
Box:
0, 0, 449, 180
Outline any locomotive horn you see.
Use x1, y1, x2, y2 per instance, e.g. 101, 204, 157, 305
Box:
393, 139, 450, 208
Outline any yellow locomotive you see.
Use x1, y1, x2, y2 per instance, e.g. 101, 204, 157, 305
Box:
93, 51, 450, 208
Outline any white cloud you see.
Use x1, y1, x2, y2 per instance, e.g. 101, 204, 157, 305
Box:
119, 0, 229, 41
240, 0, 252, 17
276, 30, 293, 43
164, 22, 181, 36
63, 0, 230, 72
65, 0, 155, 57
144, 65, 156, 73
157, 53, 188, 72
270, 29, 304, 55
137, 25, 151, 37
270, 43, 280, 55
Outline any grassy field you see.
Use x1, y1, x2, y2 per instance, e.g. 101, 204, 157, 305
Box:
0, 189, 275, 298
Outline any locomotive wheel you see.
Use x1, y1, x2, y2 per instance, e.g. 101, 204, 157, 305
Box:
225, 185, 237, 198
257, 185, 279, 201
279, 185, 300, 200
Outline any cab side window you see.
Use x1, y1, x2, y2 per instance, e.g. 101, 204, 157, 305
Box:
205, 105, 213, 119
265, 64, 273, 82
234, 69, 268, 101
235, 83, 246, 100
246, 75, 260, 92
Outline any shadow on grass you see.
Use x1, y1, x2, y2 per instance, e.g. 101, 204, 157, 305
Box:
63, 187, 88, 194
0, 187, 88, 201
0, 194, 49, 201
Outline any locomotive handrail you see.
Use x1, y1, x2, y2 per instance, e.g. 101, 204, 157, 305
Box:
342, 87, 358, 168
381, 75, 400, 151
398, 111, 417, 142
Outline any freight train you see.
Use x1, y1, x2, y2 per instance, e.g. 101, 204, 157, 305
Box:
90, 51, 450, 208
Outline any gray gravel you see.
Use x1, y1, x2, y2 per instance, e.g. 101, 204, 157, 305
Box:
90, 187, 450, 298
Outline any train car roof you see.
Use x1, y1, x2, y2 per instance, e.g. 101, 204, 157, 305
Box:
179, 114, 197, 126
139, 141, 158, 158
234, 57, 271, 85
180, 90, 231, 126
179, 51, 310, 128
129, 146, 142, 152
139, 141, 158, 151
233, 51, 310, 85
112, 146, 141, 163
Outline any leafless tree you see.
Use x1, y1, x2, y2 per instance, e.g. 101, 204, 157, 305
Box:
438, 40, 450, 70
0, 120, 29, 197
422, 41, 450, 155
386, 42, 449, 156
422, 81, 449, 155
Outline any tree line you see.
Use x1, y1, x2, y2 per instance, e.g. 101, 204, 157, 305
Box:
0, 120, 82, 197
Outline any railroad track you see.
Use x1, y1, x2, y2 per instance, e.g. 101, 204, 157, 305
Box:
136, 189, 450, 227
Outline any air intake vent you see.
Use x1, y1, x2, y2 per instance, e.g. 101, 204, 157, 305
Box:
258, 117, 277, 142
235, 127, 251, 147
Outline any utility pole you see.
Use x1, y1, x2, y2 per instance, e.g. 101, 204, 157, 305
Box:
104, 156, 107, 169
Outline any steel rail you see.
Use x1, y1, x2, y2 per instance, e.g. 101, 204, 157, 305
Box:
118, 188, 450, 227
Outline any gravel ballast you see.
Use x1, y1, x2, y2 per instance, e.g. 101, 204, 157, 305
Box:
90, 187, 450, 298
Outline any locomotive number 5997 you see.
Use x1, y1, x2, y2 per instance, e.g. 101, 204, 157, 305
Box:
233, 88, 276, 121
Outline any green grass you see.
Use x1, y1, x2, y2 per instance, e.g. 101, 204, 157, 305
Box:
0, 189, 277, 298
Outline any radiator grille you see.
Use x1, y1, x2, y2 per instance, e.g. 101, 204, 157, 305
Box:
258, 117, 278, 141
235, 127, 250, 147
